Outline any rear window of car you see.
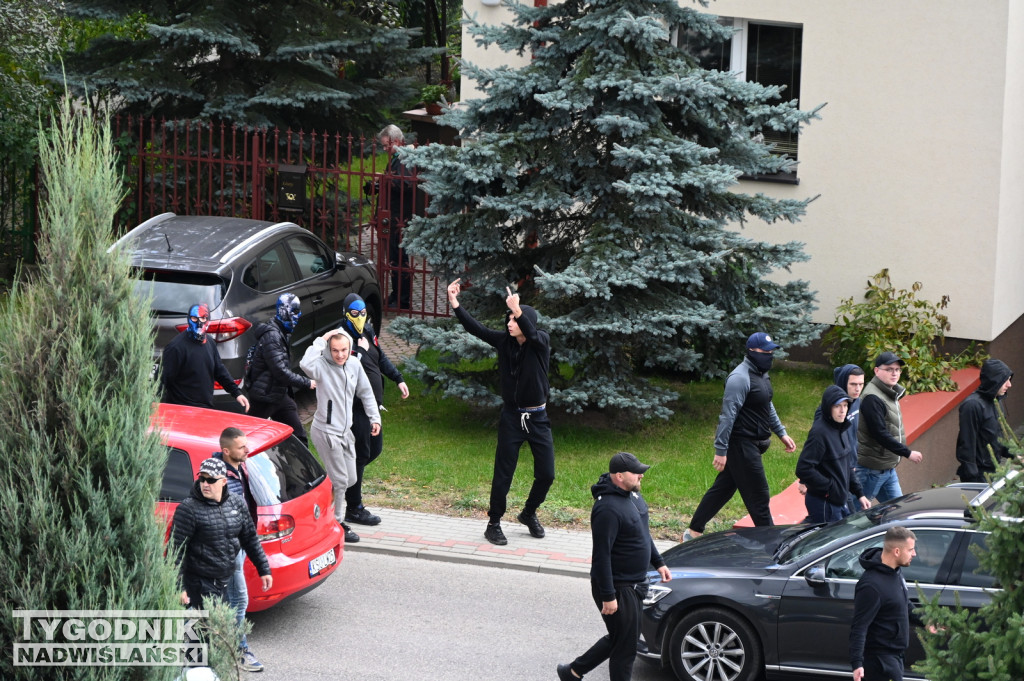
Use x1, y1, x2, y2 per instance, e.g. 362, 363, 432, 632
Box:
135, 269, 226, 314
246, 436, 328, 505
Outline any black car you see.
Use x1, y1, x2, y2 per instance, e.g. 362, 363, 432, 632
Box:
113, 213, 381, 403
640, 481, 1004, 681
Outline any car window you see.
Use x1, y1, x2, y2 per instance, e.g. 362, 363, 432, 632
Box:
955, 532, 998, 589
822, 529, 958, 584
135, 270, 226, 314
160, 447, 195, 501
823, 535, 884, 580
288, 236, 332, 280
245, 436, 328, 505
243, 244, 298, 292
785, 511, 883, 563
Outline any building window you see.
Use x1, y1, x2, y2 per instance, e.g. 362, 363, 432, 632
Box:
675, 18, 803, 181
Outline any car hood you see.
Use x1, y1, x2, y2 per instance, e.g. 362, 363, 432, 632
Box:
660, 525, 809, 569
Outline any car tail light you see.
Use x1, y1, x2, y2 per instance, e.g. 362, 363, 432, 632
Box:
213, 378, 242, 391
173, 316, 252, 342
257, 514, 295, 542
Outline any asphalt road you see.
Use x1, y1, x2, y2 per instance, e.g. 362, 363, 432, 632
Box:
247, 550, 678, 681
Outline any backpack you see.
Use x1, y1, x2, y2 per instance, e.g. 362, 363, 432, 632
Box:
242, 336, 264, 392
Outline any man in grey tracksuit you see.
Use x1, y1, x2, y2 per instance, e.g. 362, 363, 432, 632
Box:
300, 329, 381, 543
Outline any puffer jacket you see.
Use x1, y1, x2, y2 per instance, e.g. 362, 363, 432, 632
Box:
170, 481, 270, 581
248, 319, 311, 403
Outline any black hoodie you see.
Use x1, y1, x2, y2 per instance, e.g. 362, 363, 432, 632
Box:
589, 473, 665, 601
797, 385, 864, 503
849, 546, 923, 669
955, 359, 1014, 480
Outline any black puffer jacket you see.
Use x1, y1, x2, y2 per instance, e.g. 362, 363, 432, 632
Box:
170, 481, 270, 581
248, 319, 311, 403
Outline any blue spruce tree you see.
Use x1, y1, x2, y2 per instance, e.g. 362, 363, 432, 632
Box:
394, 0, 822, 418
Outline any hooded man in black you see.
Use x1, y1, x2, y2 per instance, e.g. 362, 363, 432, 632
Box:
850, 526, 926, 681
557, 452, 671, 681
955, 358, 1014, 483
447, 278, 553, 546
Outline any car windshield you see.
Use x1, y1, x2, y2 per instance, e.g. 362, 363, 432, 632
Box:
782, 506, 890, 563
134, 269, 226, 315
246, 436, 327, 505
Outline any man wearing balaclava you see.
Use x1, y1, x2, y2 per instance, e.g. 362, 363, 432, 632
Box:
247, 293, 315, 445
685, 332, 797, 540
340, 293, 409, 527
160, 302, 250, 412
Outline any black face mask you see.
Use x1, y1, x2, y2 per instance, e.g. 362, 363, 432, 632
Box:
746, 350, 774, 374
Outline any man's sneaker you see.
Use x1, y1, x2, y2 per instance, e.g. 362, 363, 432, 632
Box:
240, 649, 264, 672
484, 523, 507, 546
517, 511, 546, 538
341, 521, 360, 544
345, 505, 381, 526
556, 662, 581, 680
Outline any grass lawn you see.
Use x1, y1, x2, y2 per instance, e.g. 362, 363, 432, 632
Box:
358, 362, 832, 540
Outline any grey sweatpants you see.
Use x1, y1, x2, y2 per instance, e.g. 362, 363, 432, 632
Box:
311, 424, 357, 523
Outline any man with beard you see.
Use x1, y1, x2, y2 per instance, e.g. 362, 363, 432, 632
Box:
557, 452, 671, 681
685, 332, 797, 539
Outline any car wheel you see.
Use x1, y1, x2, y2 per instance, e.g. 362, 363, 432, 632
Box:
667, 607, 763, 681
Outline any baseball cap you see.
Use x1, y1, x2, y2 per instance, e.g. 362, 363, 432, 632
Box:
746, 332, 781, 351
833, 396, 853, 406
874, 352, 906, 367
609, 452, 651, 474
198, 458, 227, 480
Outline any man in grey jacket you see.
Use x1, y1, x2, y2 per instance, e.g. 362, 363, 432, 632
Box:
300, 329, 381, 544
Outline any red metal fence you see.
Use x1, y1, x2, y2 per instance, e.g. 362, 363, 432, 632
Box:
111, 116, 448, 318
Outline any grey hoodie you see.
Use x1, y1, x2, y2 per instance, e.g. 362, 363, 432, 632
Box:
300, 335, 380, 436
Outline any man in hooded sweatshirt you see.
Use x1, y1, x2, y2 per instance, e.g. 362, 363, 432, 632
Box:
557, 452, 672, 681
247, 292, 315, 445
796, 385, 871, 523
955, 358, 1014, 483
300, 329, 381, 544
339, 293, 409, 526
850, 526, 924, 681
447, 277, 553, 546
685, 332, 797, 540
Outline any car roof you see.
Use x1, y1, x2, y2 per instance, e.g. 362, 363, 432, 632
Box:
112, 213, 301, 270
152, 403, 293, 455
869, 483, 992, 526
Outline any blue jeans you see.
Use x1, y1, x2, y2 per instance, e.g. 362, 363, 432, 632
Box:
804, 494, 851, 524
856, 466, 903, 502
226, 550, 249, 651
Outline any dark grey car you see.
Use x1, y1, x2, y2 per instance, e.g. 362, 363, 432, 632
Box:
113, 213, 381, 405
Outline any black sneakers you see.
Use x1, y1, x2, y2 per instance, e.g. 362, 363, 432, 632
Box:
345, 505, 381, 526
484, 523, 507, 546
556, 662, 581, 680
517, 511, 546, 538
341, 521, 360, 544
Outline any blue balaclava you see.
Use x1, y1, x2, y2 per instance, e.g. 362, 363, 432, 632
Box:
275, 293, 302, 332
344, 293, 367, 335
186, 303, 210, 342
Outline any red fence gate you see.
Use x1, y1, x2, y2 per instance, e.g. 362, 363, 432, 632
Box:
113, 116, 448, 318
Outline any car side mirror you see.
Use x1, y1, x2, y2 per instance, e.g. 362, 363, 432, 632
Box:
804, 565, 826, 586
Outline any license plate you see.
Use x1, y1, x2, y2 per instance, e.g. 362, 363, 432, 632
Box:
308, 548, 336, 578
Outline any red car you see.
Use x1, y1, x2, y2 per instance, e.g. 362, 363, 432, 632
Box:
154, 404, 343, 611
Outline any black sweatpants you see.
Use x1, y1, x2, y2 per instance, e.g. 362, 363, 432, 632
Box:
864, 652, 905, 681
689, 435, 773, 533
570, 581, 644, 681
345, 404, 383, 512
488, 408, 555, 522
249, 396, 306, 446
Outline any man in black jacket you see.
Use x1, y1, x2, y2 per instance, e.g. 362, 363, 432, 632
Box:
558, 452, 672, 681
247, 293, 315, 445
340, 293, 409, 526
955, 358, 1013, 482
447, 278, 554, 546
850, 526, 923, 681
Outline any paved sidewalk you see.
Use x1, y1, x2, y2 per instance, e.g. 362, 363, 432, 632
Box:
345, 507, 677, 578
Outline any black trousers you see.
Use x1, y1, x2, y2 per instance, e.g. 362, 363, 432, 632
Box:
571, 582, 644, 681
249, 396, 306, 446
864, 652, 904, 681
345, 404, 383, 512
689, 435, 773, 533
182, 574, 229, 612
489, 408, 555, 522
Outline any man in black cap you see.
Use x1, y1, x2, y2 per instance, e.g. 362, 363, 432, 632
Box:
447, 277, 553, 546
557, 452, 672, 681
955, 358, 1014, 482
856, 352, 924, 502
685, 332, 797, 540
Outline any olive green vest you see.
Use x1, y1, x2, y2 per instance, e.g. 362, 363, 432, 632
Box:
856, 376, 906, 470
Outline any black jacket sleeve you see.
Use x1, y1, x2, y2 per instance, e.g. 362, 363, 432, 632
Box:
210, 343, 243, 398
234, 497, 271, 577
454, 306, 506, 348
262, 329, 311, 390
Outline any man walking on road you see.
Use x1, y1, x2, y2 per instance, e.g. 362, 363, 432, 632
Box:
856, 352, 923, 502
955, 358, 1013, 482
685, 332, 797, 540
850, 526, 924, 681
447, 278, 553, 546
557, 452, 672, 681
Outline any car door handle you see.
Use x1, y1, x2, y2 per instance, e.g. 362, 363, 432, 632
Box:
312, 296, 325, 306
